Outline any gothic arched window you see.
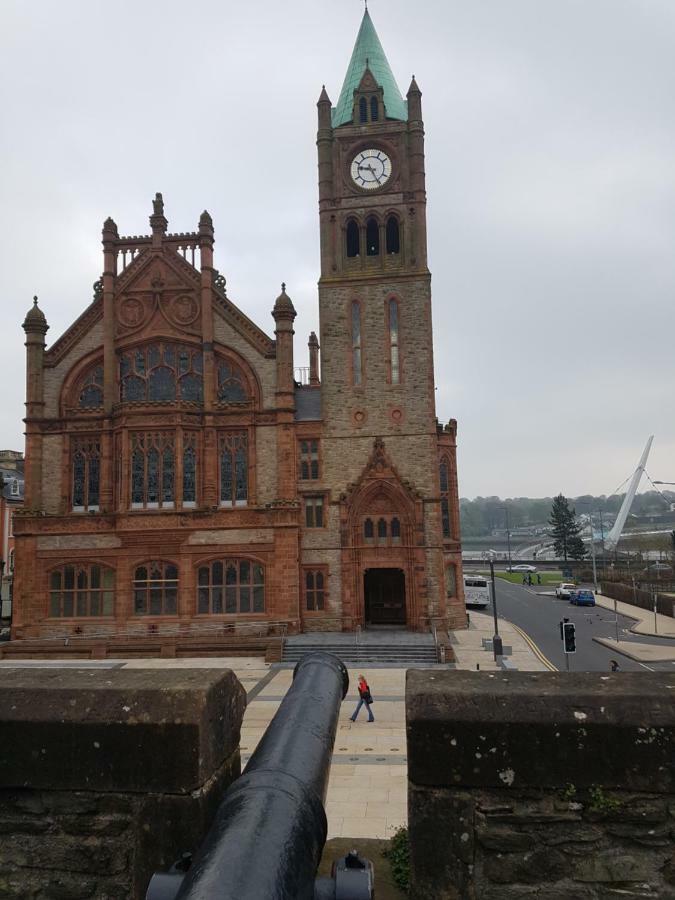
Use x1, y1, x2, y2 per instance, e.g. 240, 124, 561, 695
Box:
119, 343, 203, 403
377, 518, 388, 539
440, 458, 451, 538
370, 96, 379, 121
304, 569, 326, 611
346, 219, 360, 258
131, 432, 175, 509
220, 432, 248, 506
183, 433, 198, 506
197, 559, 265, 614
351, 301, 363, 386
72, 437, 100, 511
359, 97, 368, 123
366, 217, 379, 256
364, 518, 374, 540
133, 561, 178, 615
216, 360, 248, 403
391, 517, 401, 542
49, 564, 115, 617
77, 366, 104, 409
388, 298, 401, 385
386, 216, 400, 254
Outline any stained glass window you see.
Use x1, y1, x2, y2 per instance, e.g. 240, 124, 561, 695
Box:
305, 569, 326, 611
440, 458, 452, 539
197, 559, 264, 614
352, 302, 362, 386
216, 361, 248, 403
119, 343, 203, 404
130, 433, 175, 508
389, 299, 400, 385
220, 432, 248, 506
77, 366, 104, 409
49, 564, 114, 617
299, 440, 320, 480
72, 438, 100, 511
183, 436, 197, 505
133, 561, 178, 615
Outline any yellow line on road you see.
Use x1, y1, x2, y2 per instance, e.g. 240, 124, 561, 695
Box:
509, 621, 558, 671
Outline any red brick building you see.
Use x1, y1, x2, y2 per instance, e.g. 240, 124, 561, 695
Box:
12, 11, 465, 641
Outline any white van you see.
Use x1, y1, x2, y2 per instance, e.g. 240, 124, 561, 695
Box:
463, 574, 491, 609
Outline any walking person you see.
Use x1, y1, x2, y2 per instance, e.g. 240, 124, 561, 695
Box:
610, 659, 620, 673
350, 673, 375, 722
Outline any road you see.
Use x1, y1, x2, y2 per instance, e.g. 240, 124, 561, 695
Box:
484, 578, 675, 673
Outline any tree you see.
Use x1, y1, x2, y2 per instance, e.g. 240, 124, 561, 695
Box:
549, 494, 587, 561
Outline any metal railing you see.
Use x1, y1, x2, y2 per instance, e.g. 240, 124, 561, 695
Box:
146, 651, 374, 899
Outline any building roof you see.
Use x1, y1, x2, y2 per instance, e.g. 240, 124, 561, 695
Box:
332, 10, 407, 128
294, 386, 322, 421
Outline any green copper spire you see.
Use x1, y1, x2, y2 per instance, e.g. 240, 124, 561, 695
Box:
332, 10, 407, 128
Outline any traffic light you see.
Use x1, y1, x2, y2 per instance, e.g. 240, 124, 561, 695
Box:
563, 621, 576, 654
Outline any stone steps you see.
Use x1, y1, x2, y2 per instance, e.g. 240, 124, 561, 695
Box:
282, 642, 438, 665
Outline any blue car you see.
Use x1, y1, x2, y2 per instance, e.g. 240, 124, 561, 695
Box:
570, 589, 595, 607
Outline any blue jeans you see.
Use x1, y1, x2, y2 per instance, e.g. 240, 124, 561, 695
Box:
351, 698, 374, 722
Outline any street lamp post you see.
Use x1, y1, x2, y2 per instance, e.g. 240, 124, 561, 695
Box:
499, 505, 512, 570
487, 553, 503, 661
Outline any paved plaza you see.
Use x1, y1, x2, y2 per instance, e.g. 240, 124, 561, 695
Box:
0, 616, 545, 840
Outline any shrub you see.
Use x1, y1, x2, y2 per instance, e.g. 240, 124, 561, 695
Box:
384, 825, 410, 892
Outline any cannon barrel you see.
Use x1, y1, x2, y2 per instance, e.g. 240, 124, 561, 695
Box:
173, 651, 349, 900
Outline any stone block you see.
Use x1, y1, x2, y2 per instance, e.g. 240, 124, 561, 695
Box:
406, 670, 675, 792
0, 667, 245, 793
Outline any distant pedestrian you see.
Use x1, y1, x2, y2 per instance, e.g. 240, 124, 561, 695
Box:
610, 659, 620, 673
527, 574, 533, 586
522, 575, 527, 585
537, 573, 542, 585
350, 674, 375, 722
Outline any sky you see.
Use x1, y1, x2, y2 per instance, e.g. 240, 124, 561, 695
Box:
1, 0, 673, 500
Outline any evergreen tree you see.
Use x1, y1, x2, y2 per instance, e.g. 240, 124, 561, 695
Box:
549, 494, 587, 561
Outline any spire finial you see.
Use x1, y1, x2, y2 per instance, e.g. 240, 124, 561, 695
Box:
33, 295, 38, 306
281, 282, 286, 292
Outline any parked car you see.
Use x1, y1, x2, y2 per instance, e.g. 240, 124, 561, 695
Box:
642, 563, 673, 578
570, 589, 595, 607
509, 564, 537, 573
555, 583, 576, 599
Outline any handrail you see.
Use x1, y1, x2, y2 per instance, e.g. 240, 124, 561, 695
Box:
431, 622, 440, 663
280, 622, 287, 662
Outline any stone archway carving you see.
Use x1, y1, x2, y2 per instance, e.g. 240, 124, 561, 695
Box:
339, 438, 428, 631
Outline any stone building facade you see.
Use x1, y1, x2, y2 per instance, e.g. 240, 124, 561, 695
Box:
0, 452, 23, 620
12, 10, 465, 640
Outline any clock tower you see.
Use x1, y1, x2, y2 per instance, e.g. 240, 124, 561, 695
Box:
313, 10, 464, 631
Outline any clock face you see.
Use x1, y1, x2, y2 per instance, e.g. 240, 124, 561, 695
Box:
350, 149, 392, 190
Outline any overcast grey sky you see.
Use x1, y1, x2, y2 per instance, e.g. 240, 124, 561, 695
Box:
1, 0, 673, 499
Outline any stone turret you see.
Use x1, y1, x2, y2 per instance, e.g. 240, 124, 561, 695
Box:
308, 332, 320, 386
272, 283, 297, 402
22, 296, 48, 509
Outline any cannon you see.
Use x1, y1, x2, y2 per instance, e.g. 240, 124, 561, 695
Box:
146, 651, 374, 900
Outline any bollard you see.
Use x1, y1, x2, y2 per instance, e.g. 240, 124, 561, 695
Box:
147, 651, 353, 900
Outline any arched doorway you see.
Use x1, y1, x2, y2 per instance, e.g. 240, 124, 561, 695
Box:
364, 568, 406, 626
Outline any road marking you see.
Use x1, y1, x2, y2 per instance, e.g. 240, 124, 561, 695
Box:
509, 622, 558, 671
639, 663, 656, 672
